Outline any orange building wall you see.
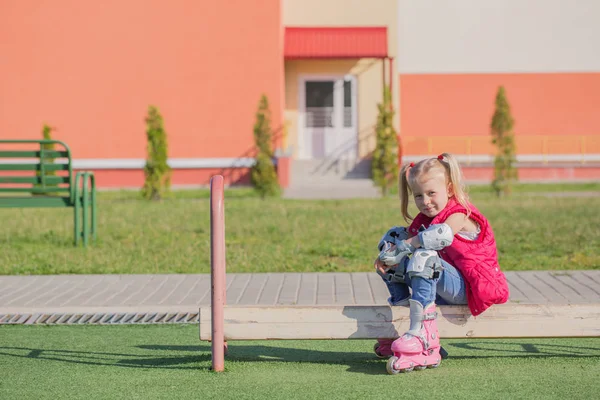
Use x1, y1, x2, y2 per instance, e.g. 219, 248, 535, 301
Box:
0, 0, 283, 160
462, 166, 600, 182
399, 73, 600, 154
87, 168, 251, 189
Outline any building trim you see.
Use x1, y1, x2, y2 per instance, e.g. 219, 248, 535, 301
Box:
2, 158, 256, 169
2, 155, 598, 170
402, 154, 600, 164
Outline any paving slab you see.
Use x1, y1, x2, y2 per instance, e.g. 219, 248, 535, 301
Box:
2, 271, 599, 318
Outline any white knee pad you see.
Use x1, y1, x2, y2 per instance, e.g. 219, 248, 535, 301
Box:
378, 226, 409, 251
419, 223, 454, 251
407, 249, 443, 280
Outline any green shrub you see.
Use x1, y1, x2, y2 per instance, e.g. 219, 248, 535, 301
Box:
34, 124, 57, 195
490, 86, 518, 197
250, 95, 280, 198
141, 105, 171, 200
372, 86, 399, 196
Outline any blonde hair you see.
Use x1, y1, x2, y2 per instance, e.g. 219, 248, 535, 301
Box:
399, 152, 470, 222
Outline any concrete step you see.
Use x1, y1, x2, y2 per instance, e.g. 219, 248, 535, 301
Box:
290, 158, 372, 186
283, 179, 381, 199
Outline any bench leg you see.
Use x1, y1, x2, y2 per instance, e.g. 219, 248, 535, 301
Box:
91, 186, 97, 241
74, 195, 81, 246
74, 171, 96, 247
83, 178, 89, 247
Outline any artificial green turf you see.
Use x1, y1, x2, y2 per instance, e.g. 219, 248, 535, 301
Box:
1, 183, 599, 275
95, 181, 600, 200
0, 325, 598, 399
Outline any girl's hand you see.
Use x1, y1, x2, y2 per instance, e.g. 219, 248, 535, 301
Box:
374, 257, 389, 275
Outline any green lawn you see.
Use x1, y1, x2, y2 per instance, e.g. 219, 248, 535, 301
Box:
1, 183, 599, 275
0, 325, 598, 400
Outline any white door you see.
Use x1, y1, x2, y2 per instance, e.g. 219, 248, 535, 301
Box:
299, 76, 357, 160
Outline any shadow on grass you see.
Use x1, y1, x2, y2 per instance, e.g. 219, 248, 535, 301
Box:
0, 346, 213, 371
1, 340, 598, 375
445, 340, 600, 359
141, 340, 600, 375
139, 344, 384, 375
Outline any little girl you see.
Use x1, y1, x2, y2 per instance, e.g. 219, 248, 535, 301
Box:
374, 153, 509, 374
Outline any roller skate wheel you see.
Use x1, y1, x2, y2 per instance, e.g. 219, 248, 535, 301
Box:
373, 343, 387, 359
414, 365, 427, 371
386, 356, 401, 375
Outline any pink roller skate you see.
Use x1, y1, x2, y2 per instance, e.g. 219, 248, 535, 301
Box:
373, 296, 410, 358
386, 300, 442, 374
373, 339, 394, 358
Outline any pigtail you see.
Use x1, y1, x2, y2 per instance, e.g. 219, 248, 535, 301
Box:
439, 152, 471, 217
399, 163, 413, 222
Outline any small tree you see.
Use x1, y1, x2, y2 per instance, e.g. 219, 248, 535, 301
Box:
490, 86, 518, 197
34, 124, 57, 195
141, 105, 171, 200
372, 86, 399, 196
251, 95, 280, 198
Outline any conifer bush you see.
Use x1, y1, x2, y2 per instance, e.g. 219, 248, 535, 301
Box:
490, 86, 518, 197
250, 95, 280, 198
34, 124, 57, 195
372, 86, 399, 196
141, 105, 171, 200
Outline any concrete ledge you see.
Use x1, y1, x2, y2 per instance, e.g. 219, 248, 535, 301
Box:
199, 304, 600, 340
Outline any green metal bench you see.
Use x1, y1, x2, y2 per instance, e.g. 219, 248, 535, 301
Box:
0, 140, 97, 246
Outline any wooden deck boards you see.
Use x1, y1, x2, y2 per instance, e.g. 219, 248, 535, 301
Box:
219, 271, 598, 306
1, 271, 597, 313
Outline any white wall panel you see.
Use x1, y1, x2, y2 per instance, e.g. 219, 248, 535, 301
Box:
398, 0, 600, 73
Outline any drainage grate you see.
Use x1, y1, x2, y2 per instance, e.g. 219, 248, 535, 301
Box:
0, 312, 199, 325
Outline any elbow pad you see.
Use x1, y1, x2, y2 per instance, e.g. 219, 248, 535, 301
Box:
418, 223, 454, 250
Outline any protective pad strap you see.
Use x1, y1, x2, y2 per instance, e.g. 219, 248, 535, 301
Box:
378, 262, 408, 284
423, 311, 437, 320
406, 249, 443, 280
419, 223, 454, 250
404, 330, 430, 350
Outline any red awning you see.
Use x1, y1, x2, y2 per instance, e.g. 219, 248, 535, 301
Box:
284, 27, 388, 59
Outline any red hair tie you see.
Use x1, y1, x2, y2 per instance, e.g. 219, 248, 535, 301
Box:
437, 154, 444, 160
409, 162, 415, 167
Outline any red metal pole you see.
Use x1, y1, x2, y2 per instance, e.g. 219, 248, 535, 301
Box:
210, 175, 226, 372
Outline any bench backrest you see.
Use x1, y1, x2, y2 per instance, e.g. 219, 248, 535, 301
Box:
0, 140, 74, 199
